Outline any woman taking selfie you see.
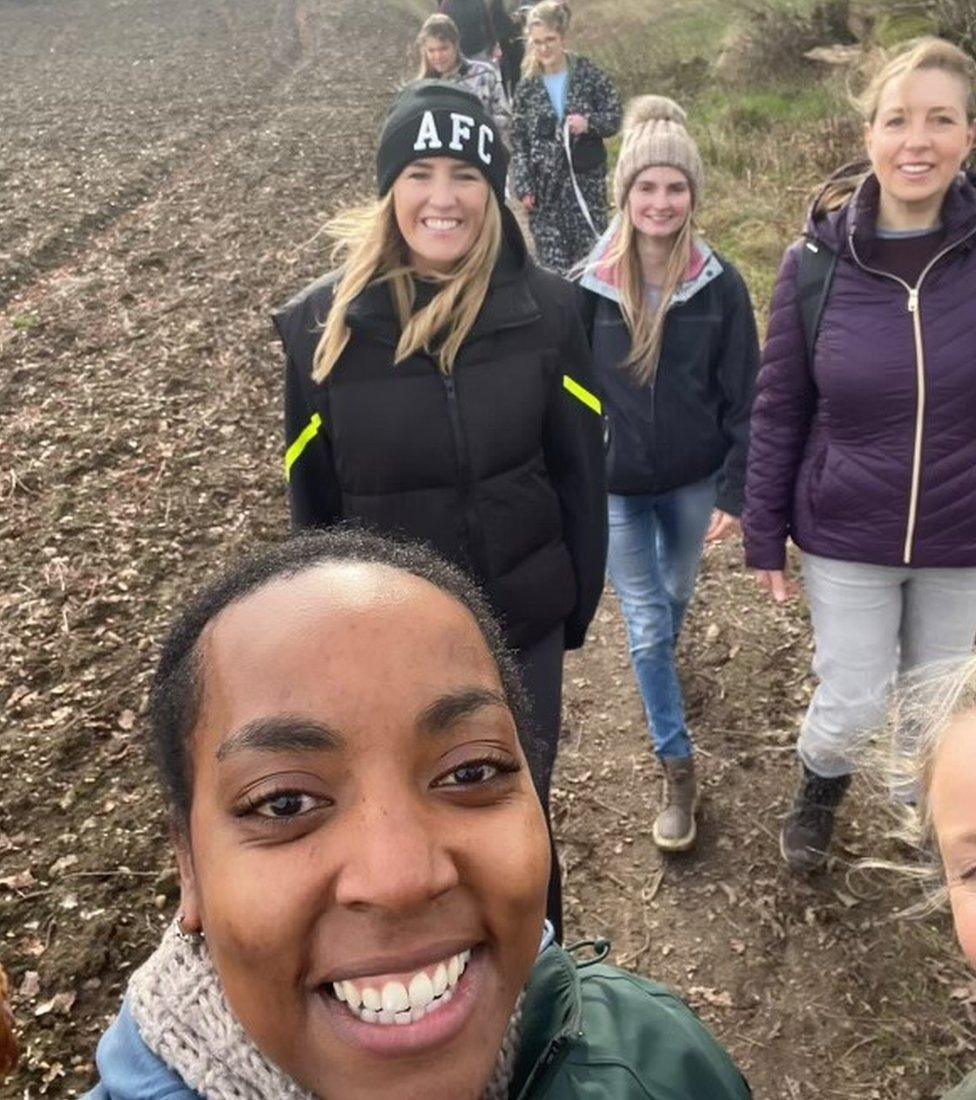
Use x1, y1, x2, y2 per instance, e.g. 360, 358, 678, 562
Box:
579, 96, 759, 852
873, 656, 976, 1099
511, 1, 621, 273
744, 38, 976, 873
84, 530, 753, 1099
274, 83, 607, 934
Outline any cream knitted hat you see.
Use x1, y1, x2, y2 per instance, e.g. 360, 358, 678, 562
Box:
612, 95, 704, 208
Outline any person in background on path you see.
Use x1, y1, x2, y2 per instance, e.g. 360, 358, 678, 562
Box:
511, 1, 621, 274
578, 96, 760, 852
874, 655, 976, 1099
82, 531, 753, 1100
438, 0, 497, 63
489, 0, 526, 99
743, 37, 976, 874
275, 83, 607, 939
416, 13, 511, 146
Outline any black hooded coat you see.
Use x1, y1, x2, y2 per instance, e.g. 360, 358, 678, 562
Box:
275, 207, 607, 651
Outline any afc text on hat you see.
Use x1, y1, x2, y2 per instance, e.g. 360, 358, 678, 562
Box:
412, 110, 495, 166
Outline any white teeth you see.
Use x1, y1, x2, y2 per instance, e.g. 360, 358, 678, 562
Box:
424, 218, 460, 229
381, 981, 410, 1013
432, 962, 448, 997
408, 971, 435, 1009
336, 950, 473, 1026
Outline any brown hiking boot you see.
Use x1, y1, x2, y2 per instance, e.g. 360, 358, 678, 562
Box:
652, 757, 698, 852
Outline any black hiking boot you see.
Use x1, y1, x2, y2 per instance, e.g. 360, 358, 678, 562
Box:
780, 765, 851, 873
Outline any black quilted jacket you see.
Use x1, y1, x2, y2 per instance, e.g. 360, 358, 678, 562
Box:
275, 210, 608, 650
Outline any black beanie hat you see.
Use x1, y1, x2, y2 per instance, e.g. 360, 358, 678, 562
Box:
377, 81, 509, 204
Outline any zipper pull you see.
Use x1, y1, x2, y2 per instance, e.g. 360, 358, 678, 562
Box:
907, 287, 919, 313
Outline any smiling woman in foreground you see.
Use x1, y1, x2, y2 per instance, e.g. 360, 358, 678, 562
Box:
84, 529, 751, 1099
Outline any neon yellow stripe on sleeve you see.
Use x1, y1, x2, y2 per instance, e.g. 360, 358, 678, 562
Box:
563, 374, 602, 415
284, 413, 323, 479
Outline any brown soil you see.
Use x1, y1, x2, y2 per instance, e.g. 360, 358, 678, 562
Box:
1, 1, 973, 1097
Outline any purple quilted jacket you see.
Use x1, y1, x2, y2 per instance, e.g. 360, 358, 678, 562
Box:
743, 172, 976, 571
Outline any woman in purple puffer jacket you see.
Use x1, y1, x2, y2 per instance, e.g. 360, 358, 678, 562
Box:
743, 37, 976, 874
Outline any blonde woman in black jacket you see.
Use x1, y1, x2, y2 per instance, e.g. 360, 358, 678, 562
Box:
275, 83, 607, 936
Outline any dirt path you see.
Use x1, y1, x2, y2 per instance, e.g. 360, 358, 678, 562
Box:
0, 1, 972, 1096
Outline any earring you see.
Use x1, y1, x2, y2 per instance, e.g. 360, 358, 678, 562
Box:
176, 911, 202, 942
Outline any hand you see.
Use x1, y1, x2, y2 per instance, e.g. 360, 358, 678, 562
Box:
754, 568, 800, 604
704, 510, 740, 544
492, 43, 502, 61
521, 193, 536, 211
566, 113, 589, 135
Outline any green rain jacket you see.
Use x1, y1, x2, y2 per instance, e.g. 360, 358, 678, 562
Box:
513, 942, 752, 1098
944, 1070, 976, 1099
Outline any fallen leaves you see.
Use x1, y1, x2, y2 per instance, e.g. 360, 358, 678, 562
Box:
0, 870, 35, 892
33, 993, 75, 1018
689, 986, 736, 1009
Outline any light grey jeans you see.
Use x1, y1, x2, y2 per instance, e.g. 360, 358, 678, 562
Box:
798, 553, 976, 778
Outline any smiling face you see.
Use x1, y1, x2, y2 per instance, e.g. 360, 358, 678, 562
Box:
528, 24, 566, 74
423, 35, 458, 76
627, 165, 693, 242
929, 709, 976, 972
865, 67, 976, 229
176, 563, 549, 1100
392, 157, 491, 276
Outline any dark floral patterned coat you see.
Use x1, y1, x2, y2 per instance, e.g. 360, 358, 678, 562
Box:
512, 54, 621, 273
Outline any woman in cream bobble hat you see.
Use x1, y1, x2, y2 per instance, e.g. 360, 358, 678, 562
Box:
579, 95, 761, 853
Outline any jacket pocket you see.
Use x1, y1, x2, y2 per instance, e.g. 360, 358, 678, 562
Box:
809, 445, 858, 522
801, 441, 828, 521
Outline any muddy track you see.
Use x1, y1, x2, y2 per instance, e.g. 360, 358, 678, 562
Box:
0, 0, 326, 310
1, 1, 972, 1097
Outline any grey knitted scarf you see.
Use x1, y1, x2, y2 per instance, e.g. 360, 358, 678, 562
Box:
127, 923, 520, 1100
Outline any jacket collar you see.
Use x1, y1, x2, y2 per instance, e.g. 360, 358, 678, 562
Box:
511, 944, 584, 1096
578, 213, 723, 307
807, 168, 976, 256
345, 206, 541, 348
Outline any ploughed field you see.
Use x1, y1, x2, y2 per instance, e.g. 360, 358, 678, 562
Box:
0, 0, 972, 1096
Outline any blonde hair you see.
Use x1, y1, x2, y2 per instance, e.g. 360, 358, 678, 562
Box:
818, 36, 976, 212
313, 191, 502, 381
856, 35, 976, 123
522, 1, 571, 79
416, 14, 460, 80
863, 655, 976, 915
595, 205, 694, 387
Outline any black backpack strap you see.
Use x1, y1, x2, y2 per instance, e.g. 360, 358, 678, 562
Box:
795, 236, 838, 366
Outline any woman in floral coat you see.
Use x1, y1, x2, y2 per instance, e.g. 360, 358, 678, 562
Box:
512, 1, 621, 273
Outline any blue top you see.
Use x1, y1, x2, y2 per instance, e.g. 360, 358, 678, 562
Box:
542, 69, 568, 121
84, 1002, 194, 1098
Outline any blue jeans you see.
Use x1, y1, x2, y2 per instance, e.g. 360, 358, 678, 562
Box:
607, 476, 717, 759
